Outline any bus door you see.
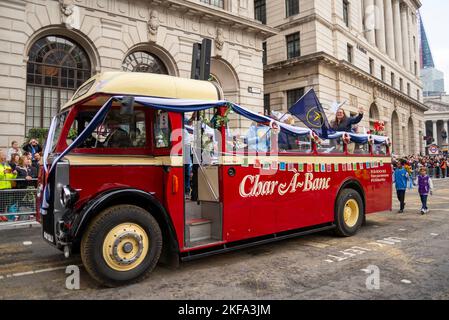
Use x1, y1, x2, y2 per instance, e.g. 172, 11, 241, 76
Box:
220, 115, 278, 242
183, 110, 223, 248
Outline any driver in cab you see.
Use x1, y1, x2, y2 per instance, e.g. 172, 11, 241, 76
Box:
103, 118, 132, 148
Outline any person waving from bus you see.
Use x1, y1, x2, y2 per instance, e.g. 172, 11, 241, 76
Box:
247, 115, 271, 153
331, 106, 364, 132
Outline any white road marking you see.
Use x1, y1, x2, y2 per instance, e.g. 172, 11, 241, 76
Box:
22, 241, 32, 246
324, 237, 407, 263
401, 279, 412, 284
399, 229, 407, 231
430, 233, 439, 236
0, 264, 83, 281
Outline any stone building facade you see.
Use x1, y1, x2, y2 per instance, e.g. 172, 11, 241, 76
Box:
0, 0, 275, 149
262, 0, 428, 155
424, 95, 449, 152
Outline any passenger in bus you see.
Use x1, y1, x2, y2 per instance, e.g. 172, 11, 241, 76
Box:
129, 128, 146, 147
270, 111, 296, 152
331, 107, 365, 132
247, 121, 271, 153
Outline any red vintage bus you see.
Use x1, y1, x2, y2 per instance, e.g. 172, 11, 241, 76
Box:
38, 72, 392, 287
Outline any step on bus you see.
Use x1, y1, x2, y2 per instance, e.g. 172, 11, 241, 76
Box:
37, 72, 392, 287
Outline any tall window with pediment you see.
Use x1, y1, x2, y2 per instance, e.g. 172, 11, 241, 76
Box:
122, 51, 169, 74
26, 36, 91, 134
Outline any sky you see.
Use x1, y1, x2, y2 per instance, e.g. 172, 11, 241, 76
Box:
420, 0, 449, 91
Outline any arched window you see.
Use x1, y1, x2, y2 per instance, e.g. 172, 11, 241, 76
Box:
122, 51, 168, 74
26, 36, 91, 134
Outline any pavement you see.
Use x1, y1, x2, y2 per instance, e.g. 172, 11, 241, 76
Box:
0, 179, 449, 300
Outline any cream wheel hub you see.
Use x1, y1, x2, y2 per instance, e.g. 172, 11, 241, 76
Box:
102, 223, 149, 272
343, 199, 359, 228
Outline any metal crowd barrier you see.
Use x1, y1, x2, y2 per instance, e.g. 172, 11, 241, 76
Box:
0, 178, 38, 229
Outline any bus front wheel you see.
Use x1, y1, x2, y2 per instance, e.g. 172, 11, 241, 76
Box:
80, 205, 162, 287
334, 189, 364, 237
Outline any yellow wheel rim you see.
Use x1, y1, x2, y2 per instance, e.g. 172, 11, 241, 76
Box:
102, 223, 149, 272
343, 199, 359, 228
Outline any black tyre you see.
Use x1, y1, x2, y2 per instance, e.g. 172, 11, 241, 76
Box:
80, 205, 162, 287
334, 189, 364, 237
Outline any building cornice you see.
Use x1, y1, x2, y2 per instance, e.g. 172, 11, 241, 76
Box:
264, 52, 429, 111
410, 0, 422, 9
159, 0, 278, 38
273, 11, 421, 86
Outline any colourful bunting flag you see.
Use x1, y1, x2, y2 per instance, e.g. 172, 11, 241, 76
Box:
288, 163, 295, 172
279, 162, 286, 171
307, 164, 313, 172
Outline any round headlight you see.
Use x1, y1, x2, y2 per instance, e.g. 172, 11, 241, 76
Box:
61, 186, 74, 207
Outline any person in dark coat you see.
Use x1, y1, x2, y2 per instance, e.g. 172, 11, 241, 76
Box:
8, 153, 20, 171
23, 139, 42, 158
330, 107, 365, 132
15, 156, 37, 189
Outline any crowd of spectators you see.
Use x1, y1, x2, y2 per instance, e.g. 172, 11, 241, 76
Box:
392, 154, 448, 179
0, 139, 42, 222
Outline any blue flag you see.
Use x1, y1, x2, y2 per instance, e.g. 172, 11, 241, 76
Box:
288, 88, 334, 139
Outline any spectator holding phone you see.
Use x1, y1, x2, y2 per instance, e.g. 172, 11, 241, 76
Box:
23, 138, 42, 159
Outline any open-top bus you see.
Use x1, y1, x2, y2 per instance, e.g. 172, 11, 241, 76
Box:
38, 72, 392, 287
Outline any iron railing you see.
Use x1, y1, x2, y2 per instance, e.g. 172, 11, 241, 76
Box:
0, 178, 38, 228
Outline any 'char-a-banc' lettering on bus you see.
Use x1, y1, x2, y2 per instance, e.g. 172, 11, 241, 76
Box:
239, 173, 331, 198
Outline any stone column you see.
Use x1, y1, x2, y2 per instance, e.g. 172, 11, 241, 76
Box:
433, 120, 438, 144
364, 0, 376, 45
384, 0, 395, 59
393, 0, 403, 66
444, 120, 449, 143
401, 3, 410, 70
408, 9, 414, 72
375, 0, 386, 52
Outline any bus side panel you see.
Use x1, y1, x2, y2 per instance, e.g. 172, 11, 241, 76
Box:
221, 165, 329, 242
221, 165, 276, 242
365, 163, 393, 214
274, 169, 328, 231
70, 165, 165, 211
163, 166, 185, 250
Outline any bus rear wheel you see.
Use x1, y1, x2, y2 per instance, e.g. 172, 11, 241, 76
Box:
80, 205, 162, 287
334, 189, 364, 237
